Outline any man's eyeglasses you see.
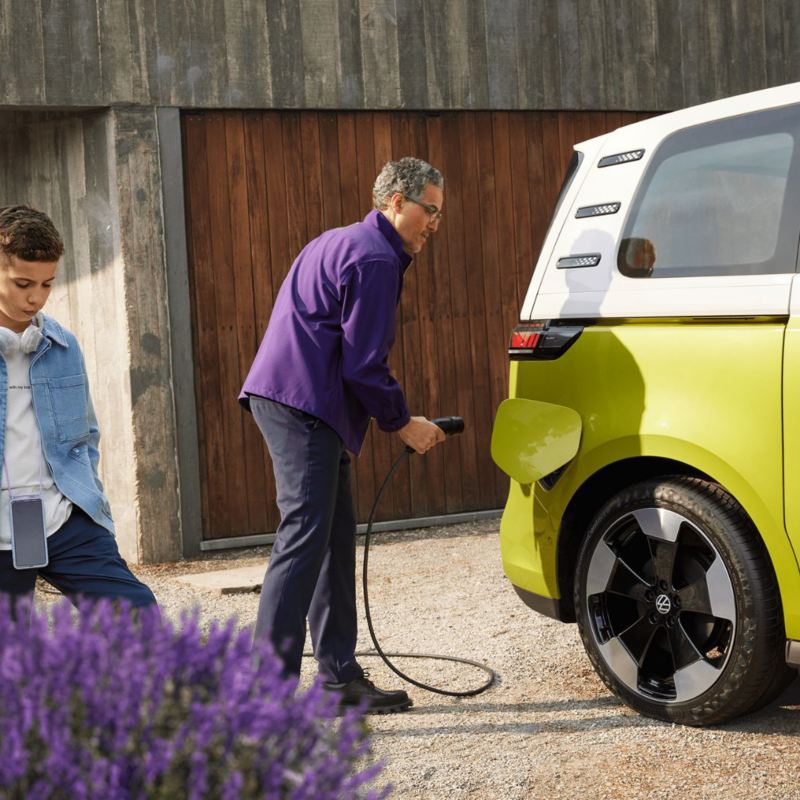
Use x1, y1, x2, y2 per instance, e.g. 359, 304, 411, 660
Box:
403, 195, 444, 223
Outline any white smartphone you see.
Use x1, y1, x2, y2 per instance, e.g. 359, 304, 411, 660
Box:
11, 495, 48, 569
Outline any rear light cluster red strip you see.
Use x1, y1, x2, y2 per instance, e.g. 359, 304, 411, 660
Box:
508, 321, 584, 361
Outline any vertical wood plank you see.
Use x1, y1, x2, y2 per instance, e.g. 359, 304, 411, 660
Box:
485, 0, 520, 108
395, 0, 429, 108
265, 0, 306, 107
300, 112, 325, 241
490, 112, 521, 410
353, 112, 397, 521
182, 114, 224, 536
389, 112, 418, 517
222, 0, 273, 107
204, 112, 251, 536
337, 112, 374, 518
337, 0, 365, 107
423, 113, 464, 512
282, 112, 310, 258
262, 113, 292, 302
556, 0, 580, 108
474, 111, 507, 503
438, 111, 480, 509
402, 112, 440, 517
318, 112, 343, 231
456, 112, 494, 509
224, 113, 270, 533
578, 0, 607, 108
527, 113, 550, 261
653, 0, 686, 110
242, 111, 280, 531
299, 0, 341, 107
507, 112, 535, 309
359, 0, 401, 107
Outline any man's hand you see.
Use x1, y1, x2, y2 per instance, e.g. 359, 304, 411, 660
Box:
397, 416, 447, 454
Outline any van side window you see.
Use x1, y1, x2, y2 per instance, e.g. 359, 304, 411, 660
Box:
619, 105, 800, 278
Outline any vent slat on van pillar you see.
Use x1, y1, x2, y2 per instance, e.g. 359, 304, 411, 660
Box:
598, 149, 645, 167
557, 254, 601, 269
575, 202, 621, 218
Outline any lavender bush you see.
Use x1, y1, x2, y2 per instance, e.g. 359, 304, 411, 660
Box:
0, 597, 389, 799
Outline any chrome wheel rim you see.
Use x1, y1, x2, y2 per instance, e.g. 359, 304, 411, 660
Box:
585, 507, 736, 704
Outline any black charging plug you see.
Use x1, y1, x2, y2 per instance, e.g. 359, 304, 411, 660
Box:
404, 416, 465, 453
431, 416, 465, 436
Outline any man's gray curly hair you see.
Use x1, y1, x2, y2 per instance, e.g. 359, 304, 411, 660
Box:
372, 157, 443, 209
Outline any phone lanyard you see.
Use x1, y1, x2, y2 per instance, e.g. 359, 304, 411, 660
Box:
2, 454, 44, 500
2, 341, 45, 501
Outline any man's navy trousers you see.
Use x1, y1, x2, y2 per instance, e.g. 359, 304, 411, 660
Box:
251, 396, 363, 684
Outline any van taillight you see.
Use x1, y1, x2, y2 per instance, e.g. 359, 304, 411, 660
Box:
509, 322, 584, 360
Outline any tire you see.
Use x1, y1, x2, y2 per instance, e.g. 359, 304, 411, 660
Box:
574, 476, 792, 726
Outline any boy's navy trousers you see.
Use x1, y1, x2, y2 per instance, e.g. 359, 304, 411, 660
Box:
251, 396, 363, 684
0, 506, 156, 607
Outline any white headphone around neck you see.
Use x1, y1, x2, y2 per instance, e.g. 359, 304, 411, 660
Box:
0, 320, 44, 355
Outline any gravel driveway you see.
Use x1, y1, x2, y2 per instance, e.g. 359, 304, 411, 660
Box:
96, 519, 800, 799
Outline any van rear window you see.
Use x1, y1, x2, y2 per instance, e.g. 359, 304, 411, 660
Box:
619, 104, 800, 278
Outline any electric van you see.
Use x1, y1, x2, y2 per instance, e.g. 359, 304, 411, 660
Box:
491, 83, 800, 725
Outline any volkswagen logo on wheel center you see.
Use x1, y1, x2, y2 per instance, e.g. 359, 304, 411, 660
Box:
655, 595, 672, 615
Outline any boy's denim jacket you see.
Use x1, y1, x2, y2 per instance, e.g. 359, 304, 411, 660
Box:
0, 314, 114, 534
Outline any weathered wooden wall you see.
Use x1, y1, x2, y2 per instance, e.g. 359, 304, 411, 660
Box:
1, 0, 798, 111
0, 109, 182, 563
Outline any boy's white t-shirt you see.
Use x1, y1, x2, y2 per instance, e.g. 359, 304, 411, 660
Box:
0, 326, 72, 549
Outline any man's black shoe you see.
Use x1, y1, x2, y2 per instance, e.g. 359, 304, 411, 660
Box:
323, 675, 412, 714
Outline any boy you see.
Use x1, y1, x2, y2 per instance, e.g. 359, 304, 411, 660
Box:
0, 205, 155, 607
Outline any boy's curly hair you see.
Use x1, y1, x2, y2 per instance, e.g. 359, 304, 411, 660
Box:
0, 205, 64, 263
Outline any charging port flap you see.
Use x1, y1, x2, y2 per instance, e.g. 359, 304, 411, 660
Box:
491, 398, 582, 485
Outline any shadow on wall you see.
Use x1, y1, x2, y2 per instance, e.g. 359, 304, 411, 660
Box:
0, 109, 119, 303
0, 108, 140, 557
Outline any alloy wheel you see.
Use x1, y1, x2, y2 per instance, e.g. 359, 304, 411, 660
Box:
584, 507, 736, 703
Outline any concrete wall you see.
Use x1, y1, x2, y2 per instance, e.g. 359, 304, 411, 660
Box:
0, 109, 181, 563
1, 0, 798, 112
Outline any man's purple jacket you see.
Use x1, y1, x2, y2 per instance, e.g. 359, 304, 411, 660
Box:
240, 209, 412, 454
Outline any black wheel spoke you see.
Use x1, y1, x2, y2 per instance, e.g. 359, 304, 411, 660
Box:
649, 538, 679, 587
666, 621, 703, 671
677, 577, 714, 616
619, 615, 659, 666
606, 558, 650, 603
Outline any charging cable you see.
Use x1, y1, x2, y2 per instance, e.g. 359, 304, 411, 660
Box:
355, 417, 497, 697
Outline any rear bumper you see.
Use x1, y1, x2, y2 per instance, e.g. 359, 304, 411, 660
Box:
512, 584, 575, 623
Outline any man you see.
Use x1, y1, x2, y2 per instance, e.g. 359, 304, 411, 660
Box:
0, 205, 155, 609
240, 157, 446, 712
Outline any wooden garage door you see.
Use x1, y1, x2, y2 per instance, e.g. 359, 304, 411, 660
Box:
182, 110, 649, 541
